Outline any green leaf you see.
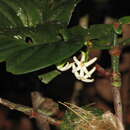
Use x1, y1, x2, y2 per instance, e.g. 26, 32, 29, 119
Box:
60, 25, 114, 50
60, 26, 88, 41
0, 1, 23, 27
0, 21, 85, 75
0, 0, 42, 27
0, 23, 63, 44
0, 36, 29, 62
91, 39, 112, 49
38, 70, 61, 84
86, 24, 114, 49
87, 24, 114, 41
48, 0, 81, 25
119, 16, 130, 24
31, 0, 80, 25
6, 39, 84, 74
0, 0, 115, 76
0, 0, 80, 27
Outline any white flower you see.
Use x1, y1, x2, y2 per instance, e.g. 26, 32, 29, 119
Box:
57, 52, 97, 83
72, 52, 97, 83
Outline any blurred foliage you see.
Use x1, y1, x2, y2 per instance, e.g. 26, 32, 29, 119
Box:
60, 103, 119, 130
60, 103, 103, 130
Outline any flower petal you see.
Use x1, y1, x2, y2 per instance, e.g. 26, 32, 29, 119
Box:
84, 57, 97, 67
74, 71, 81, 80
72, 63, 80, 73
81, 51, 86, 62
81, 78, 94, 83
57, 62, 72, 71
89, 67, 96, 75
79, 69, 84, 77
82, 67, 91, 77
73, 56, 80, 65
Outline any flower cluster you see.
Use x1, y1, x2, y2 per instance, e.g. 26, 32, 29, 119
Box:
57, 52, 97, 83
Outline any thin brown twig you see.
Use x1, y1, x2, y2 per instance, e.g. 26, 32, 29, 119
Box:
96, 64, 111, 78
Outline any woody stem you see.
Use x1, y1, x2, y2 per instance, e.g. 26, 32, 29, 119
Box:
111, 33, 124, 129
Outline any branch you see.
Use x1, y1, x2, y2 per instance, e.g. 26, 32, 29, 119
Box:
96, 64, 111, 78
0, 98, 61, 127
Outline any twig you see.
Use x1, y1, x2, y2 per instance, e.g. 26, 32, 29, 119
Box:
0, 98, 61, 127
96, 64, 111, 77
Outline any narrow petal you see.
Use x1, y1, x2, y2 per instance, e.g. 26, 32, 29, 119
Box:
89, 67, 96, 76
72, 63, 80, 73
73, 56, 80, 65
72, 63, 77, 73
81, 78, 94, 83
57, 62, 72, 71
79, 69, 84, 77
81, 51, 86, 62
84, 57, 97, 67
83, 67, 91, 77
74, 71, 81, 80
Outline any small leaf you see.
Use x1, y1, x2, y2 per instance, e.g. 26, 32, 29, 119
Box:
87, 24, 114, 41
85, 24, 114, 49
119, 16, 130, 24
38, 70, 61, 84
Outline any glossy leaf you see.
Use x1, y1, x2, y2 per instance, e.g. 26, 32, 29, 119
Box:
0, 1, 23, 27
0, 36, 29, 62
38, 70, 61, 84
0, 23, 63, 44
0, 24, 85, 75
0, 0, 80, 27
0, 0, 42, 27
83, 24, 114, 49
87, 24, 114, 41
33, 0, 81, 25
0, 0, 117, 77
60, 26, 89, 41
48, 0, 81, 25
6, 39, 84, 74
61, 25, 114, 49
